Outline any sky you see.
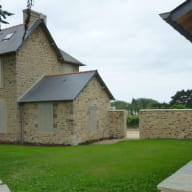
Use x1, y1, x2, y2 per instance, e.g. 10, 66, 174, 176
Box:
1, 0, 192, 103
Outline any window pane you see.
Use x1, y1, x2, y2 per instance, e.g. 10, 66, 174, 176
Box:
38, 103, 53, 133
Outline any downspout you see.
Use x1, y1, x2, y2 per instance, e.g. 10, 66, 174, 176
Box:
19, 103, 24, 144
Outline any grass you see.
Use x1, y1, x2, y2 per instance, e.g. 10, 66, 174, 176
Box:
0, 139, 192, 192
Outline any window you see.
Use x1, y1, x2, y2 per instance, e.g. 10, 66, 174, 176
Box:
38, 103, 53, 133
88, 106, 98, 131
63, 64, 73, 73
0, 100, 7, 133
3, 32, 14, 41
0, 59, 3, 88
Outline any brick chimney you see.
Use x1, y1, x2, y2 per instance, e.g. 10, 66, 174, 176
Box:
23, 9, 47, 25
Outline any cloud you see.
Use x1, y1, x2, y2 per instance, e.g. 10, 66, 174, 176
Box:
1, 0, 192, 102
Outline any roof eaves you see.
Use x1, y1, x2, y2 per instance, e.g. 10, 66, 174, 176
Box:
94, 72, 115, 100
40, 21, 64, 61
16, 20, 63, 61
59, 49, 85, 66
160, 0, 192, 22
73, 70, 115, 101
64, 60, 86, 66
159, 12, 170, 21
72, 71, 97, 101
160, 1, 192, 43
18, 98, 73, 103
1, 24, 23, 31
169, 0, 192, 20
44, 70, 97, 78
16, 20, 42, 52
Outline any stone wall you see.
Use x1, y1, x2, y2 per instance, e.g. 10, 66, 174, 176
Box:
73, 77, 111, 144
140, 109, 192, 139
0, 54, 19, 143
108, 110, 127, 139
23, 102, 76, 145
16, 25, 78, 98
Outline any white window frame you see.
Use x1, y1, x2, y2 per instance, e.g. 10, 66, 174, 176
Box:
3, 32, 14, 41
63, 64, 73, 73
37, 103, 54, 133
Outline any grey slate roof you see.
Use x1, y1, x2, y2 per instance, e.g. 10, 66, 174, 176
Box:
18, 71, 114, 103
0, 20, 84, 66
0, 24, 23, 55
160, 0, 192, 43
59, 49, 84, 66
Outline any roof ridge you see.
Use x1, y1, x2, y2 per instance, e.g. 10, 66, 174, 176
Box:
1, 24, 23, 31
44, 70, 97, 77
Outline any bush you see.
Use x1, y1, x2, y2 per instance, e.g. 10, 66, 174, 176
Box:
127, 115, 139, 128
169, 104, 188, 109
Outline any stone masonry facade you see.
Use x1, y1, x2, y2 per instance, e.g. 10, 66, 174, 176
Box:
0, 24, 79, 143
108, 110, 127, 139
22, 77, 127, 145
0, 54, 18, 142
0, 10, 127, 145
140, 109, 192, 139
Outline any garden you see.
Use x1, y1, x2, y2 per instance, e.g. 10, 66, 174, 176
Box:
0, 139, 192, 192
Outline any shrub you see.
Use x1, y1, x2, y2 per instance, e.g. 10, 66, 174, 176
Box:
127, 115, 139, 128
169, 104, 187, 109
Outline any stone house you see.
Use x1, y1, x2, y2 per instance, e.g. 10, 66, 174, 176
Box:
0, 9, 126, 145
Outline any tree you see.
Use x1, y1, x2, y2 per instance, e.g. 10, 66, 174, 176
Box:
170, 89, 192, 108
128, 98, 160, 114
111, 100, 129, 110
0, 5, 14, 30
152, 102, 170, 109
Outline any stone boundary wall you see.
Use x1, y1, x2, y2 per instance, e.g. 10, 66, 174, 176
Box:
108, 110, 127, 139
140, 109, 192, 139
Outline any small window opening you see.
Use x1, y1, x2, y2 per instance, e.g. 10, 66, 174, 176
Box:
3, 32, 15, 41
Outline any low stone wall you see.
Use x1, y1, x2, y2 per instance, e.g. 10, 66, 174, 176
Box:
140, 109, 192, 139
157, 161, 192, 192
108, 110, 127, 139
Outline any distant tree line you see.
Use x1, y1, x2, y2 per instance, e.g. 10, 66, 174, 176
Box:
112, 89, 192, 113
111, 89, 192, 128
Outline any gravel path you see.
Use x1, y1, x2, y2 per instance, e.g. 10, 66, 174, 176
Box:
93, 129, 139, 144
0, 180, 11, 192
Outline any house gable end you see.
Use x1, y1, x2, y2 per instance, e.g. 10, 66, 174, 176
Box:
74, 72, 114, 101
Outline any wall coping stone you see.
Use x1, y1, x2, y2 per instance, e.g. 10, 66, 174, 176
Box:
140, 109, 192, 112
109, 110, 127, 112
157, 161, 192, 192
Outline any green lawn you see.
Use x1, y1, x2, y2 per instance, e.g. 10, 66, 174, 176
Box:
0, 140, 192, 192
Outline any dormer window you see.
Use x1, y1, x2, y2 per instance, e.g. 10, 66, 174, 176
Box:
3, 32, 14, 41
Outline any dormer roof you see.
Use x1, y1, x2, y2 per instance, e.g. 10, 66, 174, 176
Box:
0, 19, 85, 66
